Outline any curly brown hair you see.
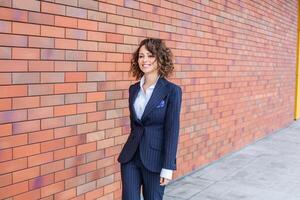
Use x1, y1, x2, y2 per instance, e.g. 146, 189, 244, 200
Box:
130, 38, 174, 80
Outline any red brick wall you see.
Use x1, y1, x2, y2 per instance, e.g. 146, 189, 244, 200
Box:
0, 0, 298, 199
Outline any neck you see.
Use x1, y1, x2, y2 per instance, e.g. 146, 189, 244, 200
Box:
144, 73, 159, 86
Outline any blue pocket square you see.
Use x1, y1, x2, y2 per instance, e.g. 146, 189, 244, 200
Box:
156, 100, 165, 108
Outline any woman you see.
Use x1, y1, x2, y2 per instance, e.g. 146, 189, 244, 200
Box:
118, 38, 182, 200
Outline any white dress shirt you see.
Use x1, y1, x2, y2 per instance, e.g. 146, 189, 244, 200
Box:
133, 75, 173, 180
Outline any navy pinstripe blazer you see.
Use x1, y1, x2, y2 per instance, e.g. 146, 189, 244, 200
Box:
118, 77, 182, 173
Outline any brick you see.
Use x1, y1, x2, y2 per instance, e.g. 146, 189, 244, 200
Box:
41, 49, 65, 60
41, 181, 65, 197
64, 154, 85, 168
98, 81, 116, 91
97, 138, 114, 150
13, 166, 40, 183
106, 33, 123, 43
78, 0, 98, 10
98, 2, 116, 14
0, 0, 11, 7
0, 123, 12, 137
41, 160, 64, 175
12, 22, 40, 35
13, 0, 40, 11
29, 12, 54, 25
78, 19, 98, 31
41, 72, 64, 83
28, 107, 53, 120
0, 73, 11, 85
73, 122, 94, 135
54, 83, 77, 94
41, 94, 64, 106
87, 51, 106, 61
54, 104, 77, 117
66, 28, 87, 40
66, 50, 87, 61
55, 38, 77, 50
86, 149, 105, 162
54, 146, 76, 160
29, 61, 54, 71
97, 101, 115, 111
105, 127, 122, 138
104, 181, 120, 194
0, 158, 27, 174
41, 25, 65, 38
13, 96, 39, 109
54, 61, 77, 71
13, 143, 40, 159
87, 111, 105, 122
13, 120, 40, 134
98, 22, 116, 32
41, 116, 65, 129
106, 53, 123, 62
55, 0, 77, 6
86, 168, 104, 182
78, 40, 98, 51
65, 93, 86, 104
12, 72, 40, 84
0, 181, 28, 199
55, 167, 76, 182
29, 129, 54, 144
77, 142, 96, 155
97, 119, 115, 131
66, 6, 87, 19
0, 174, 12, 187
14, 189, 41, 200
77, 180, 96, 195
87, 72, 106, 81
0, 148, 12, 162
12, 48, 40, 60
78, 61, 97, 71
0, 7, 27, 22
0, 46, 11, 59
98, 42, 117, 52
65, 72, 86, 82
117, 6, 132, 17
87, 31, 106, 42
104, 145, 121, 157
41, 138, 64, 153
28, 152, 53, 167
85, 187, 104, 199
29, 84, 53, 96
78, 82, 97, 92
106, 91, 122, 100
87, 91, 106, 102
0, 98, 11, 111
29, 173, 54, 190
88, 10, 106, 22
77, 102, 97, 114
65, 174, 86, 189
55, 15, 77, 28
0, 134, 27, 148
96, 174, 114, 187
41, 2, 65, 15
0, 60, 27, 72
0, 33, 27, 47
29, 36, 54, 48
97, 193, 113, 200
77, 161, 96, 175
54, 188, 76, 200
66, 114, 86, 126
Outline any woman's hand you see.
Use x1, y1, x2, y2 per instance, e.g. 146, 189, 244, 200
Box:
160, 177, 171, 186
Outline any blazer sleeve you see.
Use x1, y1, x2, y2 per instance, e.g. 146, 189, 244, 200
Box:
163, 85, 182, 170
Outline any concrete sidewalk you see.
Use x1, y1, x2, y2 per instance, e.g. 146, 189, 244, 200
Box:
164, 120, 300, 200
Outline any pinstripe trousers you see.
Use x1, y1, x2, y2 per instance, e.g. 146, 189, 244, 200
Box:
121, 148, 165, 200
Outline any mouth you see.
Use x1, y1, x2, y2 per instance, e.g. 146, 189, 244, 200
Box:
142, 64, 152, 68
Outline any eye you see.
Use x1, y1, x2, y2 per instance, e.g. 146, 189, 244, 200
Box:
138, 55, 144, 59
148, 54, 154, 58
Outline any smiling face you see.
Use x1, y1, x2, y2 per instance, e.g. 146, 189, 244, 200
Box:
138, 45, 159, 76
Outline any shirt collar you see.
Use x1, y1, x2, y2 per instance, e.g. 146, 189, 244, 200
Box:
139, 75, 160, 91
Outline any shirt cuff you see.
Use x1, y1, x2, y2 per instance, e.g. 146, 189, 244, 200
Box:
160, 168, 173, 180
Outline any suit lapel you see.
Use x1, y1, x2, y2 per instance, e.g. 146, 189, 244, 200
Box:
141, 77, 168, 122
129, 83, 140, 121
